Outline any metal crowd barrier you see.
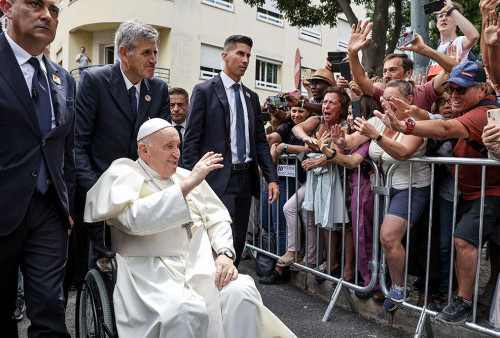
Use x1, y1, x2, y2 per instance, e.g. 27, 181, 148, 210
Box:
380, 157, 500, 338
245, 154, 500, 338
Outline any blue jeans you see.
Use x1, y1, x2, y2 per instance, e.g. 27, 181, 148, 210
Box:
261, 179, 296, 256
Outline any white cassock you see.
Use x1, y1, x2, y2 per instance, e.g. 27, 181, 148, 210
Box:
84, 158, 295, 338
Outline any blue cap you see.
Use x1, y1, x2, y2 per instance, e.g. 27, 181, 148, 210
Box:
443, 61, 487, 88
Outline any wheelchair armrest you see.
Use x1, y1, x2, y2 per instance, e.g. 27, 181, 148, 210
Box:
93, 243, 116, 259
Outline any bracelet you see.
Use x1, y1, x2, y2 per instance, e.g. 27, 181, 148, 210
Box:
300, 100, 305, 109
338, 140, 347, 149
446, 6, 456, 16
375, 134, 383, 142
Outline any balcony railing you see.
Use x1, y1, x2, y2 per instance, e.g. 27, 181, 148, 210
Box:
69, 65, 170, 84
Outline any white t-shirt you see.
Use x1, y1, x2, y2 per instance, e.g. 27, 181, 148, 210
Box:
367, 117, 430, 190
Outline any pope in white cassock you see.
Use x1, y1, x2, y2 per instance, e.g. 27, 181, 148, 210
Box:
84, 118, 295, 338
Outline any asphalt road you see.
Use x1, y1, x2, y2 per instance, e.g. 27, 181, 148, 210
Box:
17, 258, 409, 337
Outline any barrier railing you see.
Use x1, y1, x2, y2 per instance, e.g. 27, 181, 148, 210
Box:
380, 157, 500, 338
69, 65, 170, 84
246, 154, 500, 338
245, 154, 383, 318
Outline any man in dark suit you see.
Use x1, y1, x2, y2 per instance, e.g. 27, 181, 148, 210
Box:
0, 0, 75, 336
183, 35, 279, 266
169, 87, 189, 168
74, 19, 170, 270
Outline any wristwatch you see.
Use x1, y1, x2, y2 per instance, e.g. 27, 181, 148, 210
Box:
326, 148, 337, 160
282, 144, 288, 153
217, 250, 234, 261
404, 117, 416, 135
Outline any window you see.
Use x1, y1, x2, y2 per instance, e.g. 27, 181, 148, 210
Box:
257, 1, 283, 27
299, 26, 321, 45
200, 44, 223, 79
300, 67, 315, 96
104, 45, 115, 64
256, 58, 281, 91
202, 0, 234, 12
337, 18, 350, 51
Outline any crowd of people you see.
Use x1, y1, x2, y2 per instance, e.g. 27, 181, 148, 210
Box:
254, 0, 500, 329
2, 0, 500, 336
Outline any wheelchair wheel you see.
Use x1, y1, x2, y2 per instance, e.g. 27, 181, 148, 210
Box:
76, 269, 115, 337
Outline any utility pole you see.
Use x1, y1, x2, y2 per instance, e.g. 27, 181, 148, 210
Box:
411, 0, 430, 76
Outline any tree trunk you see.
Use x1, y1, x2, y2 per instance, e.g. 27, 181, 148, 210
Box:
335, 0, 358, 26
363, 0, 389, 76
386, 0, 403, 54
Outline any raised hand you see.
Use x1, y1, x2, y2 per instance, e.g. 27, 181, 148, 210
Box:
302, 135, 319, 151
400, 32, 427, 53
482, 124, 500, 153
484, 11, 500, 46
336, 76, 350, 89
433, 0, 453, 16
480, 0, 500, 19
412, 74, 426, 86
348, 19, 373, 54
316, 131, 331, 154
331, 124, 346, 147
443, 43, 459, 62
354, 117, 377, 139
349, 81, 362, 96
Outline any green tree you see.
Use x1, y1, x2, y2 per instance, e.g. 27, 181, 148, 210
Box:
243, 0, 406, 76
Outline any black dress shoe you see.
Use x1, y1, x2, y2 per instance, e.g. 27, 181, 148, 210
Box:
258, 270, 289, 285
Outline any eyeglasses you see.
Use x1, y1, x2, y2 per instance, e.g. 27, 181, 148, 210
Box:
440, 99, 452, 105
445, 85, 473, 96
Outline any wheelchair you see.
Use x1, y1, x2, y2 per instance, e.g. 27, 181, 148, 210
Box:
75, 224, 118, 338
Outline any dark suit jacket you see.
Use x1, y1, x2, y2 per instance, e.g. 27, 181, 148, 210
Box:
0, 33, 76, 236
183, 74, 277, 198
75, 62, 170, 194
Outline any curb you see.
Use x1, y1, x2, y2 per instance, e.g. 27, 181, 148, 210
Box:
289, 269, 492, 337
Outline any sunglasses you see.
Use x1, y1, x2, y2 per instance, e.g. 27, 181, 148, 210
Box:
445, 85, 473, 96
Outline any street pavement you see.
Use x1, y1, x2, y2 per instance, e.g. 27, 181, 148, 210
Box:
17, 258, 409, 337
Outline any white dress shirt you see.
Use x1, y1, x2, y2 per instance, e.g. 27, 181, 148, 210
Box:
220, 71, 251, 164
5, 32, 56, 129
120, 64, 141, 112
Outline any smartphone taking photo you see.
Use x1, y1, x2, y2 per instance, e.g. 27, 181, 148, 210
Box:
423, 0, 444, 15
397, 30, 416, 49
352, 100, 362, 120
339, 62, 352, 82
328, 51, 347, 73
268, 95, 287, 107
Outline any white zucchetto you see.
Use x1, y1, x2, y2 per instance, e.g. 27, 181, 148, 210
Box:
137, 118, 173, 141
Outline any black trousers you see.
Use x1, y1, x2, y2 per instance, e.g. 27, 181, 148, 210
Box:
219, 169, 252, 267
0, 187, 70, 338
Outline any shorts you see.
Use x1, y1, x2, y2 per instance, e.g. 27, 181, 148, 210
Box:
454, 196, 500, 248
379, 186, 430, 225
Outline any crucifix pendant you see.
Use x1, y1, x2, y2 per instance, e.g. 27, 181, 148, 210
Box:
182, 222, 194, 240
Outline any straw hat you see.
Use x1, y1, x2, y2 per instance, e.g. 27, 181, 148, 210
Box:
304, 68, 336, 87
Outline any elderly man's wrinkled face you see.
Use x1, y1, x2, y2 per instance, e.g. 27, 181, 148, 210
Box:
141, 127, 180, 178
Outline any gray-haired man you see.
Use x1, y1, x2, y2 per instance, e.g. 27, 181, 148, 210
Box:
73, 19, 170, 268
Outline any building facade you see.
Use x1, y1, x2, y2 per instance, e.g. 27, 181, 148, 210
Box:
53, 0, 365, 100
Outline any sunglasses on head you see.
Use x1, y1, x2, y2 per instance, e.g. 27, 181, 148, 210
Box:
445, 85, 473, 96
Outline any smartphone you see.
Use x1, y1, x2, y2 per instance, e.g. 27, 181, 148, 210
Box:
268, 95, 286, 107
328, 51, 347, 72
303, 68, 312, 81
339, 62, 352, 82
261, 112, 272, 122
424, 0, 444, 15
397, 30, 416, 49
487, 109, 500, 141
352, 100, 362, 120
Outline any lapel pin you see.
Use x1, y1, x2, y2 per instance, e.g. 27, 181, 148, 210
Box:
145, 95, 151, 102
52, 74, 61, 85
58, 85, 62, 90
245, 91, 250, 98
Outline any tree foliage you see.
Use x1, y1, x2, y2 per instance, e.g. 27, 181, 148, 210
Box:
244, 0, 486, 75
243, 0, 403, 76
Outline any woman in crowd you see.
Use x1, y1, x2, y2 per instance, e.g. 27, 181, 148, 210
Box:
331, 80, 431, 311
317, 95, 384, 301
259, 99, 312, 284
292, 87, 354, 282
